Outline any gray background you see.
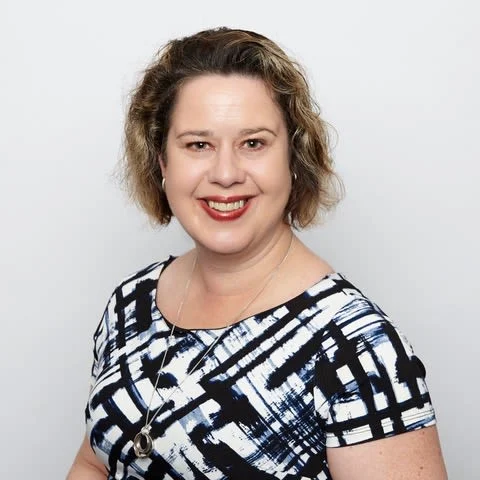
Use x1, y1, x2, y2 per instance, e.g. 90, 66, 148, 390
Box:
2, 0, 478, 478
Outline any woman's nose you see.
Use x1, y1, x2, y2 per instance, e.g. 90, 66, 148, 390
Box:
207, 146, 246, 187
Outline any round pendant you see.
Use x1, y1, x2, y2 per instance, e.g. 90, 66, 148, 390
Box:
134, 426, 153, 458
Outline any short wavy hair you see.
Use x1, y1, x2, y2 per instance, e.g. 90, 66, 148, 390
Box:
122, 27, 343, 228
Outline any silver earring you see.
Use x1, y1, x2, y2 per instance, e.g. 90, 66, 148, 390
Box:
161, 178, 166, 190
292, 172, 298, 182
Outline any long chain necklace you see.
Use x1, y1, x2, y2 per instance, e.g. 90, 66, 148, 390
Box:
133, 233, 295, 458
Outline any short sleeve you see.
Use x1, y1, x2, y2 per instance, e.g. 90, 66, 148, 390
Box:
88, 293, 115, 390
314, 297, 436, 448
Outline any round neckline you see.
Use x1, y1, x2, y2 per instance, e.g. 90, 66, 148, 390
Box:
151, 255, 342, 334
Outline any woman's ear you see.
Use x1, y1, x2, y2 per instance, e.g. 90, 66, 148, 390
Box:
159, 154, 166, 177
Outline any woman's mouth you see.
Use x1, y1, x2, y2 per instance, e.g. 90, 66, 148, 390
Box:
200, 197, 251, 221
206, 199, 246, 212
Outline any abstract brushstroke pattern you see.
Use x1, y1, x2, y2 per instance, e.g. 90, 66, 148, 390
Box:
85, 257, 436, 479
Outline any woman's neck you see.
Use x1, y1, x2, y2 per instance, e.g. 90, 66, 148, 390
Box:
191, 225, 294, 298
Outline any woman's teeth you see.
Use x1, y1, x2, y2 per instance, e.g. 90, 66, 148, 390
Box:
207, 200, 246, 212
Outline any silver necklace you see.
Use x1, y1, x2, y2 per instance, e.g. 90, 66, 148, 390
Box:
133, 233, 295, 458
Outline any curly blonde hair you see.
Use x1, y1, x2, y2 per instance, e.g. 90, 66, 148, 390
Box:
122, 27, 343, 228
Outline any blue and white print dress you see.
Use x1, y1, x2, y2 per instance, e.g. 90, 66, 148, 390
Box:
85, 257, 436, 479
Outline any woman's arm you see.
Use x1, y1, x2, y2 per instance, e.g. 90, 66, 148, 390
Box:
327, 425, 447, 479
66, 434, 108, 480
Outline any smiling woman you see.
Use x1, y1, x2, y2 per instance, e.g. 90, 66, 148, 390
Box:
160, 74, 291, 255
67, 27, 447, 480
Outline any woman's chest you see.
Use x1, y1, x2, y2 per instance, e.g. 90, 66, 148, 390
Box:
87, 324, 327, 479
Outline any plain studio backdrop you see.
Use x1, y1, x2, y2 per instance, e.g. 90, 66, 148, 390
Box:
1, 1, 478, 478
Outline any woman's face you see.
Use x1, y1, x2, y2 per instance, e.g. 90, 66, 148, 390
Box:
161, 74, 291, 255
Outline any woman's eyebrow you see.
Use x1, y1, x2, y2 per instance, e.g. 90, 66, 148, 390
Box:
239, 127, 277, 137
176, 127, 277, 140
176, 129, 212, 139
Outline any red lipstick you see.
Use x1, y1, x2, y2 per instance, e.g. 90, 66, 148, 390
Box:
199, 196, 252, 221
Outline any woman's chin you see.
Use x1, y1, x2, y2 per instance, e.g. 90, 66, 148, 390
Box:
193, 236, 253, 256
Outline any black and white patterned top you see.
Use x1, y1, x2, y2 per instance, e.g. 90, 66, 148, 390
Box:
85, 257, 436, 479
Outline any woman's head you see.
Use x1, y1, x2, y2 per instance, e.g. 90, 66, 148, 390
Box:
123, 27, 342, 228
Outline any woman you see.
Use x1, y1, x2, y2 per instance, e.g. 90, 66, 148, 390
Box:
68, 28, 447, 479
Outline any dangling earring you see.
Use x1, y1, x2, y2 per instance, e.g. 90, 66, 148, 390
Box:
161, 178, 166, 190
292, 171, 298, 182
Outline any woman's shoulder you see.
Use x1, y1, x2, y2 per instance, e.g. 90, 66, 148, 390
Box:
112, 256, 175, 293
94, 256, 176, 336
298, 269, 412, 352
299, 271, 369, 320
99, 256, 176, 320
308, 274, 422, 384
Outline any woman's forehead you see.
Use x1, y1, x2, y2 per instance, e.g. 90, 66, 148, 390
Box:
170, 74, 284, 133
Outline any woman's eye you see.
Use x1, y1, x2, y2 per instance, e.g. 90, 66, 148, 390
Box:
243, 139, 264, 149
187, 141, 210, 151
